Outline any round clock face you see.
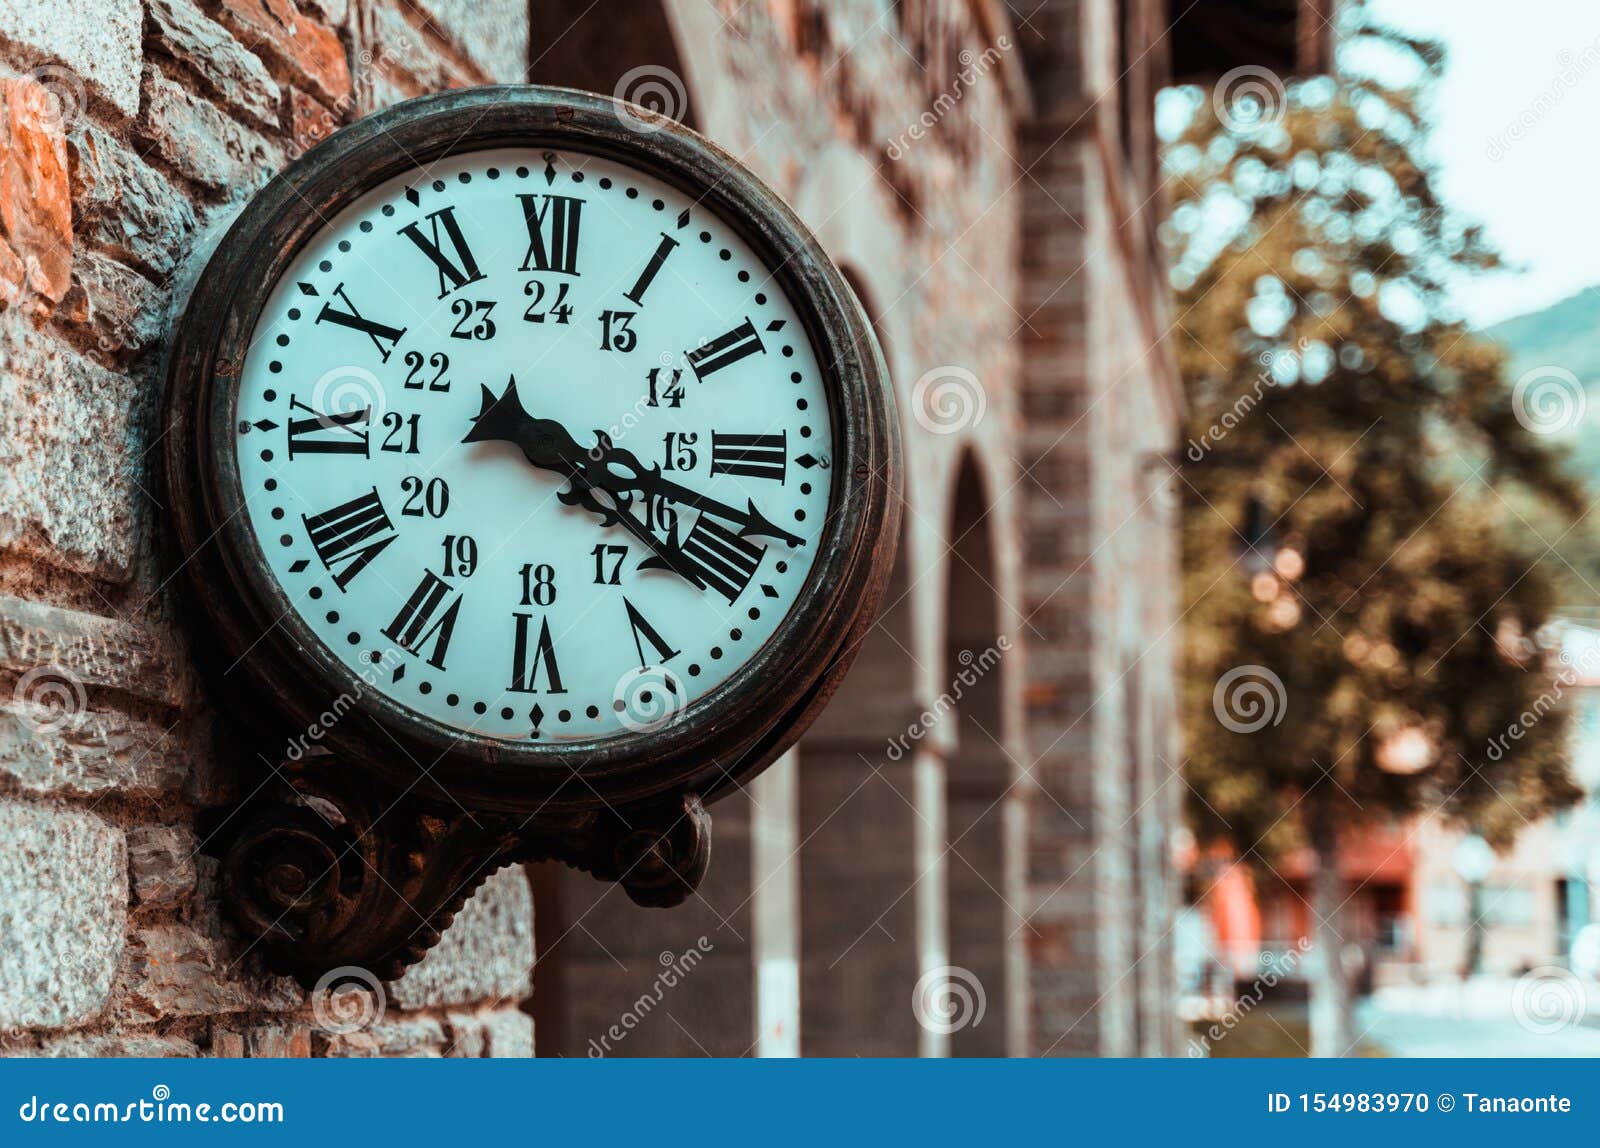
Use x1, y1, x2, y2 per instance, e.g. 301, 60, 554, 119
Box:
232, 146, 835, 743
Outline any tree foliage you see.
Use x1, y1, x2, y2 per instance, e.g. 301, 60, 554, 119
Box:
1168, 9, 1584, 860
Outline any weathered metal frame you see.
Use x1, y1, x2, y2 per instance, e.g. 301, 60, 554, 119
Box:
161, 86, 901, 981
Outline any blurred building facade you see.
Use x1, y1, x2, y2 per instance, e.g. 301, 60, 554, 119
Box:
0, 0, 1323, 1057
530, 0, 1330, 1058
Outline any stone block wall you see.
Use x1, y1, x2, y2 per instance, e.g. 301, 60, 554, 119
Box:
0, 0, 536, 1058
1011, 0, 1183, 1056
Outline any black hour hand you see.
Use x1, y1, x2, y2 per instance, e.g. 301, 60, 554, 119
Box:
462, 377, 583, 475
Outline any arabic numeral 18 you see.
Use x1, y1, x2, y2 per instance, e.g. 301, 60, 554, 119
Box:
520, 562, 557, 606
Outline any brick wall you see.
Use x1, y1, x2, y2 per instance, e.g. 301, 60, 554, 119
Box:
0, 0, 535, 1058
0, 0, 1189, 1060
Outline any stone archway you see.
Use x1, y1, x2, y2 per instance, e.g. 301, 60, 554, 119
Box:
942, 452, 1026, 1056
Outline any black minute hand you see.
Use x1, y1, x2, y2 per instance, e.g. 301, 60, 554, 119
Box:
465, 379, 805, 549
462, 378, 703, 584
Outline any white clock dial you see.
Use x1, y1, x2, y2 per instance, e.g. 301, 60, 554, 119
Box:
234, 147, 834, 743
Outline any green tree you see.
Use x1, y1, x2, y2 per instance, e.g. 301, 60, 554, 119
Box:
1166, 9, 1585, 1056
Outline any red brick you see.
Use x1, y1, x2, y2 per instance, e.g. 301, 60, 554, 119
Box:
215, 0, 352, 110
0, 79, 71, 317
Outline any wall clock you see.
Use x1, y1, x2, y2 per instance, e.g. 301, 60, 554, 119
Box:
162, 86, 900, 982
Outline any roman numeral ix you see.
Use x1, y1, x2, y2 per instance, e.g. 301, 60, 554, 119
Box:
286, 396, 370, 458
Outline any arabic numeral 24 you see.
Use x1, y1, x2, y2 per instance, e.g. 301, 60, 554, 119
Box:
523, 280, 572, 324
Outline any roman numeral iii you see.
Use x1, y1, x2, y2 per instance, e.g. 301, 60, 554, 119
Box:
398, 205, 486, 298
710, 431, 787, 482
517, 193, 583, 276
686, 317, 765, 380
302, 488, 397, 590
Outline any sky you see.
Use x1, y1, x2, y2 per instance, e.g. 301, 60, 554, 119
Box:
1367, 0, 1600, 327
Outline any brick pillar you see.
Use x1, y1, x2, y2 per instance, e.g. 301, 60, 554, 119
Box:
533, 793, 756, 1057
796, 743, 930, 1057
1014, 114, 1108, 1055
795, 568, 935, 1057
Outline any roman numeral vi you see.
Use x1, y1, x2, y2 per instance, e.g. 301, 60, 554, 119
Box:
508, 613, 567, 693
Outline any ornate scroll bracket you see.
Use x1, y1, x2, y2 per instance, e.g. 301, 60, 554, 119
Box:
218, 755, 711, 985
